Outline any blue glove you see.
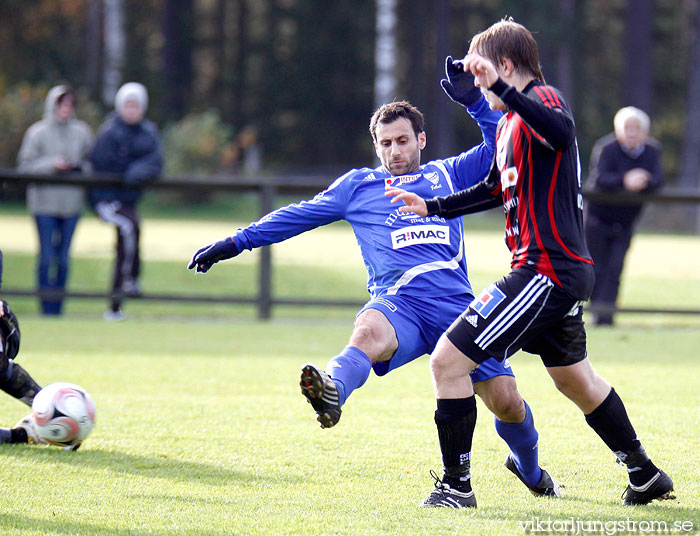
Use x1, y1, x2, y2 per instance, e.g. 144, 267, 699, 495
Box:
187, 237, 240, 273
440, 55, 482, 108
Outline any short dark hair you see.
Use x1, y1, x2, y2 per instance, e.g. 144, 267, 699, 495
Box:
369, 101, 424, 141
57, 88, 76, 106
469, 18, 545, 83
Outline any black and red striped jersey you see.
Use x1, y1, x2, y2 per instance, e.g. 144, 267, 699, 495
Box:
488, 78, 594, 299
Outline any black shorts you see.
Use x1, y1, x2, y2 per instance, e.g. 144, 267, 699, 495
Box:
446, 268, 587, 367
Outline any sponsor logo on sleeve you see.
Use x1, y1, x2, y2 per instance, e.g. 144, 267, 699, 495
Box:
390, 225, 450, 249
470, 285, 507, 318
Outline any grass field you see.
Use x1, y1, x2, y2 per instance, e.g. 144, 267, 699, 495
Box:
0, 318, 697, 535
0, 211, 698, 535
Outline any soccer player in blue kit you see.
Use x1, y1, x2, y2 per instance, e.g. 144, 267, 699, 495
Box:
189, 57, 560, 498
389, 19, 673, 507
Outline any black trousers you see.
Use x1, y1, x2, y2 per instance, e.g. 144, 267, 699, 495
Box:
584, 214, 634, 323
94, 200, 140, 311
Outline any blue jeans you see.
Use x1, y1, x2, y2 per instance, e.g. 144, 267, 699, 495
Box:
35, 214, 79, 315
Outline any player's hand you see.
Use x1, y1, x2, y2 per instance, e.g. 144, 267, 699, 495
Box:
385, 187, 428, 216
440, 56, 482, 108
460, 53, 499, 89
187, 237, 240, 273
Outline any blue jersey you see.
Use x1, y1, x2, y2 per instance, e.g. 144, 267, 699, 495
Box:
232, 97, 500, 299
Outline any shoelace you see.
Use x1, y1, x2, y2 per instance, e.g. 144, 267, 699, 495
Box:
429, 469, 448, 495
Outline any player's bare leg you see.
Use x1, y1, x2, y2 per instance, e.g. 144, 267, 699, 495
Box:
300, 309, 397, 428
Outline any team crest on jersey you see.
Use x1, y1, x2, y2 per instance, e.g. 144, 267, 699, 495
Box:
470, 285, 506, 318
501, 166, 518, 188
424, 171, 443, 190
390, 225, 449, 249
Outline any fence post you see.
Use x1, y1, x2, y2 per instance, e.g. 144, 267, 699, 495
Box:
258, 182, 276, 319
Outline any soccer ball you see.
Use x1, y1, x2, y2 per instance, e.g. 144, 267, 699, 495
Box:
31, 382, 96, 447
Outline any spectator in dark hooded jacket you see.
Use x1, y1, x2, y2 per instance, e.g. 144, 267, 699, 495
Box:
90, 82, 163, 320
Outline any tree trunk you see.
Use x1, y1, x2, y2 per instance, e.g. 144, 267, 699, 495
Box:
374, 0, 398, 110
162, 0, 194, 120
555, 0, 575, 108
622, 0, 653, 113
432, 0, 453, 159
231, 0, 248, 128
85, 0, 102, 99
680, 1, 700, 232
102, 0, 125, 106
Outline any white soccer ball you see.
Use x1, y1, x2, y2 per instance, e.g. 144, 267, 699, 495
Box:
31, 382, 96, 447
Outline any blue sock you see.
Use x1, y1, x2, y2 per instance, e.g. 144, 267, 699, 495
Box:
326, 346, 372, 406
494, 400, 542, 486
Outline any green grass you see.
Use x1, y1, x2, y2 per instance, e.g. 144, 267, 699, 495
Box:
0, 318, 697, 535
0, 212, 698, 534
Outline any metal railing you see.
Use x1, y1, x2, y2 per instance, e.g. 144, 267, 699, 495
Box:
1, 169, 698, 319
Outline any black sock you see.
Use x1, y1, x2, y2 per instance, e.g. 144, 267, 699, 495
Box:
0, 360, 42, 406
435, 396, 477, 490
10, 427, 28, 444
585, 388, 657, 485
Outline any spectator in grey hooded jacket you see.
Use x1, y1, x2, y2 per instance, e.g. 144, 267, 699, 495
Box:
17, 85, 94, 315
90, 82, 163, 320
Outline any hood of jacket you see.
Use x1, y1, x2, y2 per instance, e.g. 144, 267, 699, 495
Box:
43, 85, 74, 123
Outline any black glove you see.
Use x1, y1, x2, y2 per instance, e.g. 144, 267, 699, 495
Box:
440, 55, 482, 108
0, 300, 20, 359
187, 237, 240, 273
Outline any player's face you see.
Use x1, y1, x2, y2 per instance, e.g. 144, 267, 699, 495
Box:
373, 117, 426, 176
475, 60, 508, 111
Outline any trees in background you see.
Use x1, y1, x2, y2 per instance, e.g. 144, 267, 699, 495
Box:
0, 0, 698, 200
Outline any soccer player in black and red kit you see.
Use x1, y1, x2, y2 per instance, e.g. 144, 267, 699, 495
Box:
388, 18, 673, 507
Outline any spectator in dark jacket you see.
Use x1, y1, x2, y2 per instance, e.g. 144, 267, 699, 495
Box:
90, 82, 163, 320
584, 106, 663, 326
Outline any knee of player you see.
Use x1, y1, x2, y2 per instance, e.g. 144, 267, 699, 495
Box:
490, 388, 525, 422
429, 351, 455, 383
349, 320, 394, 357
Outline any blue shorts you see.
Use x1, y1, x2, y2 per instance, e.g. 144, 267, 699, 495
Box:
358, 293, 515, 383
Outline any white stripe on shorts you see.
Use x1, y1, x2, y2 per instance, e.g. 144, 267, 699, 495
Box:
474, 273, 554, 350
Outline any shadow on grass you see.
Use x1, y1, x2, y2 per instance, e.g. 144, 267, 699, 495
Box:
487, 496, 700, 529
0, 512, 246, 536
0, 444, 303, 486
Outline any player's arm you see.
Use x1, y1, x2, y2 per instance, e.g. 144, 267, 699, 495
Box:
386, 162, 502, 219
440, 56, 501, 189
489, 78, 575, 152
188, 177, 348, 273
